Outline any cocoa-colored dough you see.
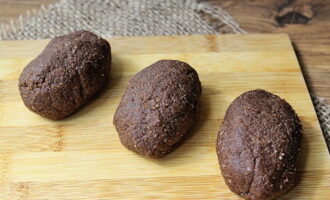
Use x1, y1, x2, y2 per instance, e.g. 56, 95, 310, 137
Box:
216, 89, 302, 200
19, 30, 111, 120
113, 60, 202, 158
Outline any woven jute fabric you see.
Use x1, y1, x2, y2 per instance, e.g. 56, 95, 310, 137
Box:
0, 0, 329, 150
312, 96, 330, 149
0, 0, 245, 40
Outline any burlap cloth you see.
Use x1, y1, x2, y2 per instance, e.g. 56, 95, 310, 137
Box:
0, 0, 329, 150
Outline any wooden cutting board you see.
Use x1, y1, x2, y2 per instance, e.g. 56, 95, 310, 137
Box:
0, 34, 329, 200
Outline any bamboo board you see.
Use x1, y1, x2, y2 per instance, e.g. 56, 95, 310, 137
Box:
0, 34, 329, 199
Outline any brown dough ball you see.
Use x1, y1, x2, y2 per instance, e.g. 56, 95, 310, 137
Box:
217, 89, 302, 200
114, 60, 202, 158
19, 30, 111, 120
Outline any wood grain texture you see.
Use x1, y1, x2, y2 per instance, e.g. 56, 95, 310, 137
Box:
0, 34, 329, 199
206, 0, 330, 104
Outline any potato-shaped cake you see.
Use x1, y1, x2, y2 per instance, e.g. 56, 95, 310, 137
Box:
19, 30, 111, 120
217, 89, 302, 200
114, 60, 202, 158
